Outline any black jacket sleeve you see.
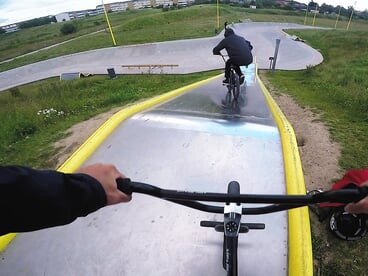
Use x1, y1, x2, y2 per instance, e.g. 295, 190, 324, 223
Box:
213, 38, 226, 55
0, 166, 107, 235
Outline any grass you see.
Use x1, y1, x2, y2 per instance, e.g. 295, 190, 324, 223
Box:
1, 4, 368, 275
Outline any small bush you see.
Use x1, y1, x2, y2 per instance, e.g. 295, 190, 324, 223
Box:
9, 87, 21, 97
12, 119, 38, 142
60, 23, 77, 35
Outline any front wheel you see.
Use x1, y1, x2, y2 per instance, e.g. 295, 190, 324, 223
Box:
222, 181, 240, 276
232, 74, 240, 102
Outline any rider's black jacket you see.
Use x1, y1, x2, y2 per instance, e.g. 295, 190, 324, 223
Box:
213, 28, 253, 66
0, 166, 106, 235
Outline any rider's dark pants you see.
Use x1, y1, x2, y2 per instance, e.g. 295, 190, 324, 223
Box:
225, 58, 244, 79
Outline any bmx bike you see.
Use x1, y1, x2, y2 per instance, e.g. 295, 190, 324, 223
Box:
220, 55, 244, 106
117, 178, 368, 276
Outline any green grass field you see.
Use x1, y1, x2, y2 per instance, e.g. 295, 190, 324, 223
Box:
1, 4, 368, 275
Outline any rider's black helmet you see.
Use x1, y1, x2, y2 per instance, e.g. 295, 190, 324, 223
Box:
224, 28, 234, 37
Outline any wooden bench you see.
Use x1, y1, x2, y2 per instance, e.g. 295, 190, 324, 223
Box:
121, 64, 179, 74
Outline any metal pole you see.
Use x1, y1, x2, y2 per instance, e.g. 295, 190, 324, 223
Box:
334, 6, 342, 29
216, 0, 220, 30
346, 8, 354, 31
102, 0, 117, 46
303, 6, 308, 25
312, 3, 318, 26
271, 39, 281, 73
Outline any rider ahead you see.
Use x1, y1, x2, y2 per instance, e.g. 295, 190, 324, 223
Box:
213, 28, 253, 85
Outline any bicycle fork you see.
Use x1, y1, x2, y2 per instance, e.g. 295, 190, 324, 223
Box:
200, 182, 265, 276
223, 202, 242, 275
200, 194, 245, 275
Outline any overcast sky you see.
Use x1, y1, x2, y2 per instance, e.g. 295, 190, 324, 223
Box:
0, 0, 367, 26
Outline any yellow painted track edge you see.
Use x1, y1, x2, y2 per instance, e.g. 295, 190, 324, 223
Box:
257, 72, 313, 276
0, 234, 16, 252
0, 74, 220, 252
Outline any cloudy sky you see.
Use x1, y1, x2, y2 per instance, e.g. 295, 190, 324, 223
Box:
0, 0, 367, 26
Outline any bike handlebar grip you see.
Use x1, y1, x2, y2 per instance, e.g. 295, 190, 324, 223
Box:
359, 186, 368, 201
200, 221, 222, 228
116, 178, 133, 195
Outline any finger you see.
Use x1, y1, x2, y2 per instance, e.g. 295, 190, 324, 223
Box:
344, 203, 356, 213
362, 180, 368, 187
108, 164, 126, 180
345, 202, 365, 214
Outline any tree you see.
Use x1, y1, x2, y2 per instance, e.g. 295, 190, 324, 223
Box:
19, 16, 54, 29
308, 1, 318, 11
319, 4, 334, 14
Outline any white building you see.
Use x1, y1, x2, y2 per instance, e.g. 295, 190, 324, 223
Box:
96, 2, 131, 12
1, 24, 19, 33
131, 0, 152, 9
152, 0, 173, 7
55, 13, 71, 22
55, 9, 103, 23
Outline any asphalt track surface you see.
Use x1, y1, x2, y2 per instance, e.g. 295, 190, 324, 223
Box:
0, 22, 322, 275
0, 22, 322, 92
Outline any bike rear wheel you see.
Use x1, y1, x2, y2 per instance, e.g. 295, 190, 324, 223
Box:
229, 69, 240, 103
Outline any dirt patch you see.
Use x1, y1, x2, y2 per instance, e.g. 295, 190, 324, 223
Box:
51, 107, 123, 168
259, 71, 342, 191
272, 93, 341, 190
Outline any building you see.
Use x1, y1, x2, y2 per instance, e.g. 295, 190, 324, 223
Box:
96, 2, 131, 12
1, 23, 19, 33
153, 0, 173, 7
175, 0, 188, 7
292, 1, 308, 10
55, 8, 104, 23
133, 0, 155, 9
55, 13, 71, 22
96, 0, 192, 10
275, 1, 289, 8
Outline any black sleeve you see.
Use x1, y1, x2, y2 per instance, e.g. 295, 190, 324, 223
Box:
246, 40, 253, 50
0, 166, 107, 235
213, 39, 226, 55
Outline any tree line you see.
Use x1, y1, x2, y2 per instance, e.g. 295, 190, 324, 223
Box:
19, 16, 57, 29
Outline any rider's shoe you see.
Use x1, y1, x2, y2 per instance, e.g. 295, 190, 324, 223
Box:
240, 75, 245, 85
222, 78, 229, 84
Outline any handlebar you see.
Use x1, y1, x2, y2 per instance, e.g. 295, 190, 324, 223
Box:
117, 178, 368, 215
219, 53, 227, 63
